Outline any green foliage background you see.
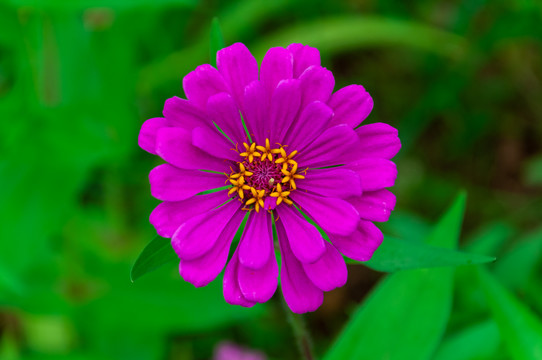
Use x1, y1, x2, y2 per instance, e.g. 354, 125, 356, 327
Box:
0, 0, 541, 359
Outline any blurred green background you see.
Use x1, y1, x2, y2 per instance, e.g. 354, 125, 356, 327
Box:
1, 0, 541, 359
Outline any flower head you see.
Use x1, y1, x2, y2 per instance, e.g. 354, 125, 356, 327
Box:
138, 43, 400, 313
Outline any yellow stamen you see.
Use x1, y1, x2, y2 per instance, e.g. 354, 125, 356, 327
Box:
239, 142, 261, 163
275, 147, 297, 164
269, 183, 293, 206
256, 138, 274, 162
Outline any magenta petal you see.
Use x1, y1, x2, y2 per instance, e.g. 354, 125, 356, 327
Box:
277, 221, 323, 314
223, 250, 256, 307
347, 159, 397, 191
150, 191, 229, 238
346, 189, 396, 222
162, 97, 207, 130
243, 80, 268, 145
264, 196, 277, 211
275, 204, 325, 263
182, 64, 230, 109
179, 209, 245, 287
269, 79, 301, 143
330, 220, 384, 261
303, 242, 347, 291
354, 122, 401, 160
192, 126, 239, 161
299, 65, 334, 108
172, 200, 241, 260
217, 43, 258, 106
138, 117, 171, 154
299, 168, 362, 198
295, 125, 359, 168
149, 164, 225, 201
207, 92, 247, 145
260, 47, 293, 99
328, 85, 373, 128
290, 191, 359, 236
238, 251, 279, 303
284, 101, 333, 151
156, 127, 231, 172
287, 43, 321, 78
238, 211, 273, 269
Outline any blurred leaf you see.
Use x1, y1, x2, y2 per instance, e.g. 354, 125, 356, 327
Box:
6, 0, 197, 11
252, 16, 467, 60
425, 191, 466, 248
209, 17, 225, 68
463, 221, 515, 256
130, 235, 177, 282
524, 154, 542, 186
493, 227, 542, 291
476, 267, 542, 359
377, 210, 430, 242
354, 236, 495, 272
0, 328, 19, 360
433, 320, 501, 360
0, 261, 25, 300
324, 192, 465, 360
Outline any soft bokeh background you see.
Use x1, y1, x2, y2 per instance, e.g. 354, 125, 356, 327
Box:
1, 0, 541, 359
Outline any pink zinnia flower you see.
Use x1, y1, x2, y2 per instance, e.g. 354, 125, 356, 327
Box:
138, 43, 400, 313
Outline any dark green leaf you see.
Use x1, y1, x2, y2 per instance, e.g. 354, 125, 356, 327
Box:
130, 235, 177, 282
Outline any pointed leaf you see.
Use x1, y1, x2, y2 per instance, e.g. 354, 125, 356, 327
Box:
130, 235, 177, 282
354, 236, 495, 272
324, 192, 466, 360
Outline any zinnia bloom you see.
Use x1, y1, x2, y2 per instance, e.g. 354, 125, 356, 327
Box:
138, 43, 400, 313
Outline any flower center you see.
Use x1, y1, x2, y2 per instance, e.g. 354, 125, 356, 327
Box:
227, 139, 305, 212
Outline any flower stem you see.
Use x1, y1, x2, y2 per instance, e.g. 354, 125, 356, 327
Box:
282, 299, 316, 360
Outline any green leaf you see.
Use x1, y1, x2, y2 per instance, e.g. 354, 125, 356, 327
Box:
323, 192, 466, 360
130, 235, 177, 282
476, 268, 542, 359
433, 320, 501, 360
463, 221, 515, 256
209, 17, 225, 68
492, 226, 542, 291
252, 16, 467, 61
131, 213, 249, 281
354, 236, 495, 272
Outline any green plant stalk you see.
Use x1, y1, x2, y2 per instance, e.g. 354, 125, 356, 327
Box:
281, 295, 315, 360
